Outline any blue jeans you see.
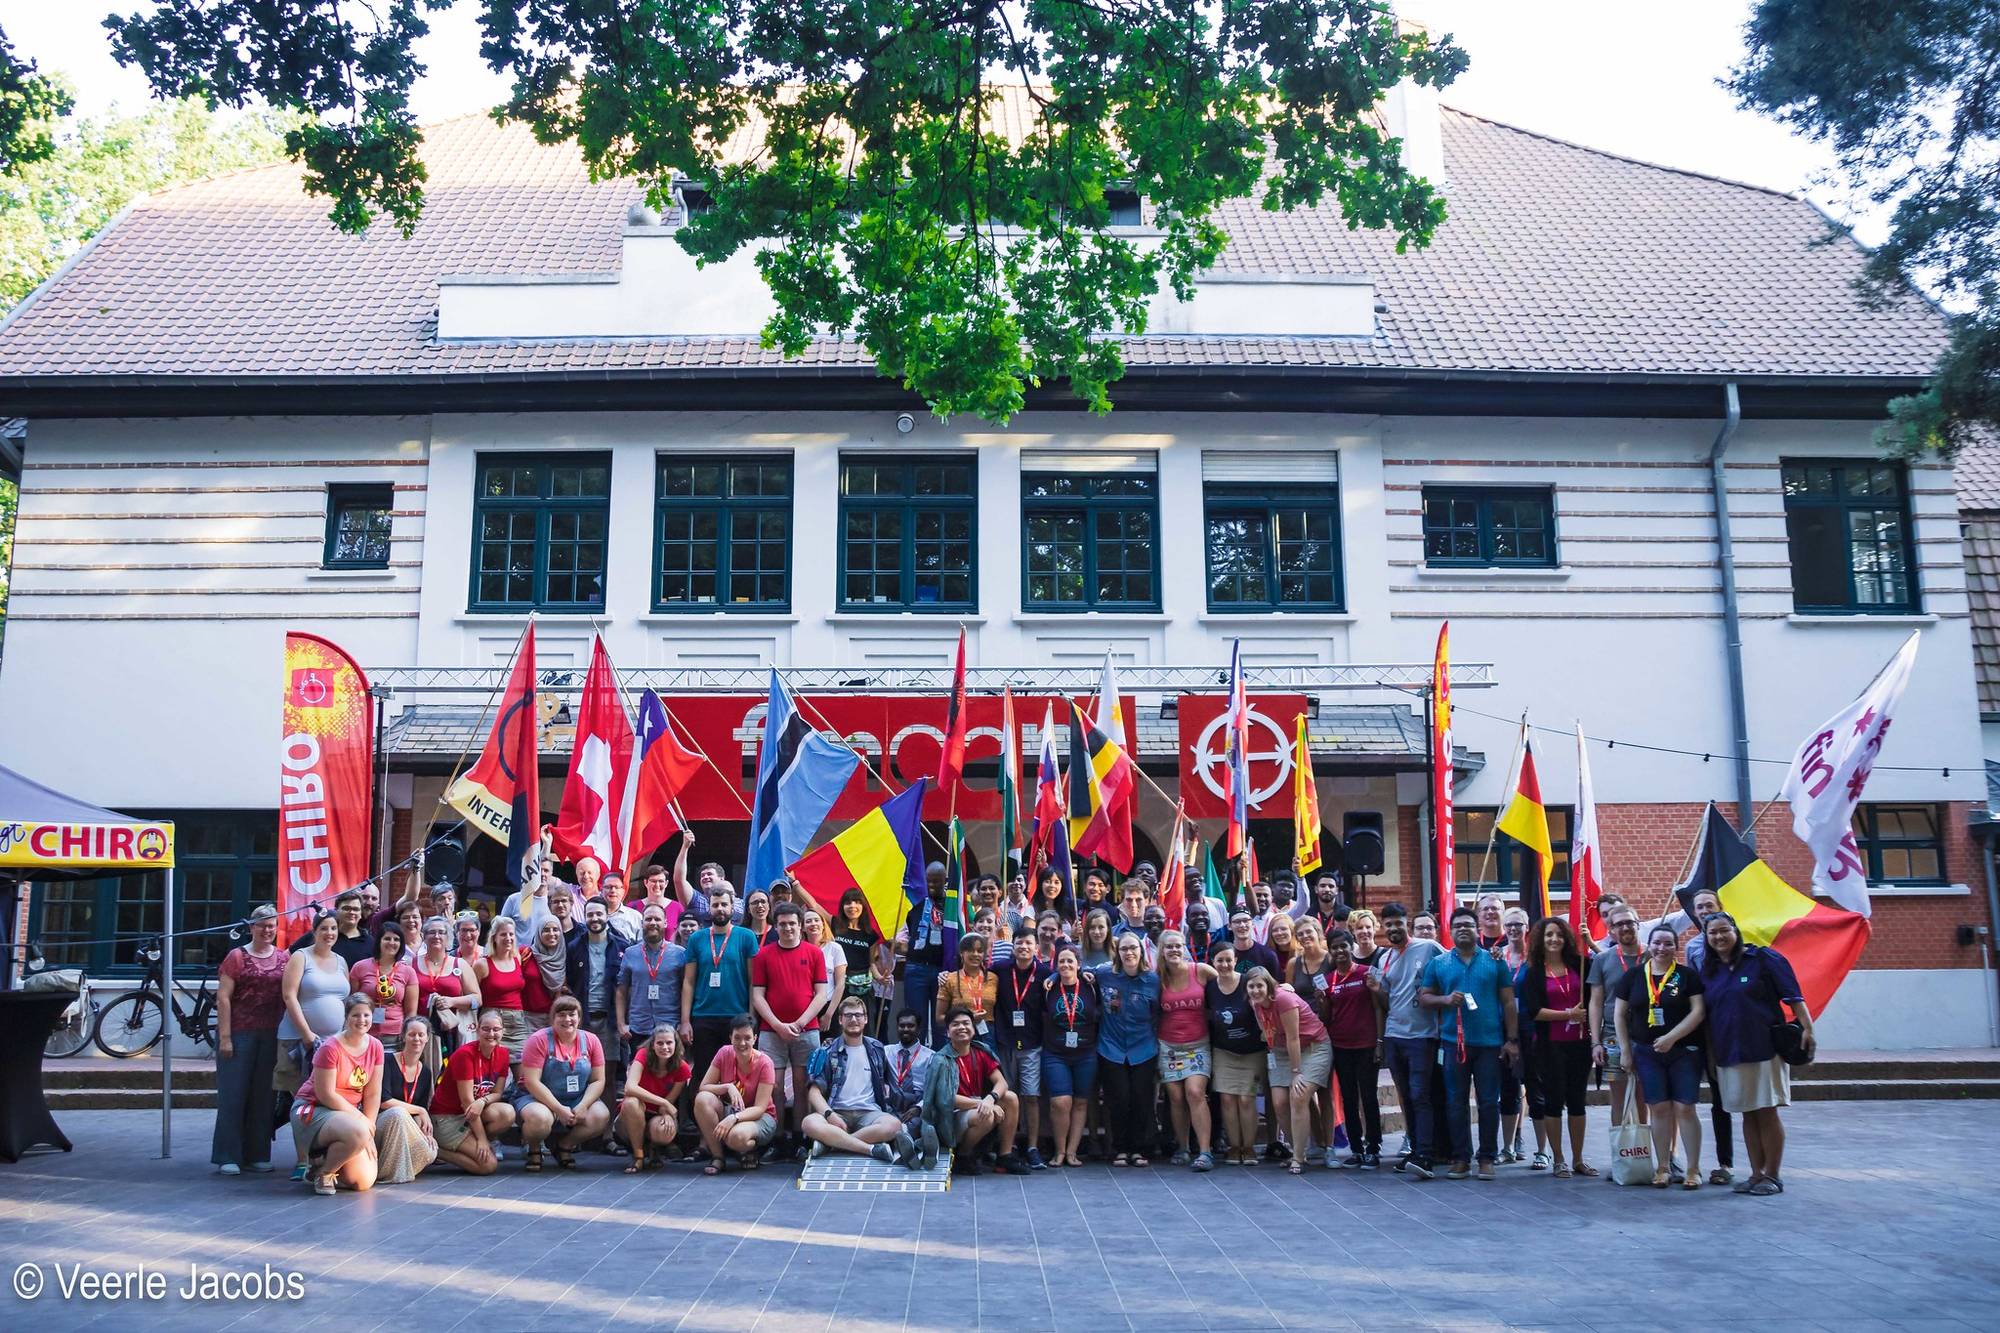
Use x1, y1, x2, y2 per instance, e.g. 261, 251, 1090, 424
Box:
1384, 1036, 1436, 1162
902, 965, 940, 1046
1443, 1043, 1504, 1165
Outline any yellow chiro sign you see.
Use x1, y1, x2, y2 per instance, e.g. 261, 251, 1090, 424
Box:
0, 820, 176, 870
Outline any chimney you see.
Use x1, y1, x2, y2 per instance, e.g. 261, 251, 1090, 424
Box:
1382, 16, 1445, 188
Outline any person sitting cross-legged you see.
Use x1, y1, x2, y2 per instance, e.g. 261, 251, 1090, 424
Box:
800, 995, 918, 1166
941, 1005, 1022, 1175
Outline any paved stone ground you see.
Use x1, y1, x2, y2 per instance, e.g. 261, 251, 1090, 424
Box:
0, 1101, 1994, 1332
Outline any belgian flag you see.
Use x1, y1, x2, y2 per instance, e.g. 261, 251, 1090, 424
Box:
1674, 803, 1870, 1016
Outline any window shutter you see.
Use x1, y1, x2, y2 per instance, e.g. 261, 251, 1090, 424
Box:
1020, 450, 1157, 474
1201, 451, 1338, 484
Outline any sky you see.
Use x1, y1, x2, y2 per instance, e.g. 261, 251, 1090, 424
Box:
0, 0, 1876, 240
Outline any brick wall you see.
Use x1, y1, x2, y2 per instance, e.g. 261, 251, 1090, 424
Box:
1597, 800, 1990, 971
1351, 800, 1990, 971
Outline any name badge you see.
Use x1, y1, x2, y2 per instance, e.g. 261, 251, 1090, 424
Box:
647, 984, 661, 1001
1011, 1009, 1027, 1027
975, 1020, 989, 1034
371, 1006, 386, 1026
1647, 1006, 1664, 1027
565, 1074, 580, 1094
709, 972, 722, 988
1313, 974, 1329, 992
1064, 1030, 1079, 1049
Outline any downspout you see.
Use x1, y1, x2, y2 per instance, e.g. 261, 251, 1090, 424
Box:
1709, 382, 1756, 840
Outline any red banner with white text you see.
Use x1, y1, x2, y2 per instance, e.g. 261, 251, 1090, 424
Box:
279, 634, 375, 943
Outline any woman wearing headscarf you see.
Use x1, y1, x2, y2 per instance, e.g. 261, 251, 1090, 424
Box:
523, 917, 570, 1032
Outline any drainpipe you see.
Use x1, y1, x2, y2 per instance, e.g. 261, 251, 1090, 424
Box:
1708, 382, 1756, 840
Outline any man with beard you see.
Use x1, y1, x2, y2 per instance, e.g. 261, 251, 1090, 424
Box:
569, 898, 633, 1117
801, 996, 917, 1165
616, 906, 686, 1075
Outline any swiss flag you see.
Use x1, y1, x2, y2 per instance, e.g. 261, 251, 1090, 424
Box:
548, 636, 635, 872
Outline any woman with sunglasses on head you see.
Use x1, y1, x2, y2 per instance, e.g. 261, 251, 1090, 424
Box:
412, 916, 480, 1066
475, 916, 531, 1058
212, 903, 286, 1176
453, 911, 486, 965
1095, 932, 1161, 1167
1245, 964, 1331, 1176
349, 923, 419, 1052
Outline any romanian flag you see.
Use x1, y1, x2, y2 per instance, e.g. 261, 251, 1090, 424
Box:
1068, 701, 1135, 872
1494, 719, 1553, 919
788, 778, 930, 939
1675, 803, 1870, 1016
1292, 713, 1321, 875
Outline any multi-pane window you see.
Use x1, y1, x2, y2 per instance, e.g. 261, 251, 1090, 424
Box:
1022, 470, 1159, 609
1852, 804, 1945, 886
655, 456, 792, 610
1782, 461, 1919, 613
1204, 485, 1343, 610
1453, 807, 1574, 892
323, 483, 393, 568
839, 457, 976, 610
470, 454, 609, 610
1422, 487, 1558, 567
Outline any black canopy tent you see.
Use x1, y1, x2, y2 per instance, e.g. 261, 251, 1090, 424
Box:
0, 761, 178, 1156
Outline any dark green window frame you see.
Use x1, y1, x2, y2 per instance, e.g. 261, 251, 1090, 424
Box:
323, 483, 393, 569
653, 454, 793, 611
838, 456, 978, 611
1453, 806, 1573, 892
1021, 471, 1160, 610
1203, 483, 1344, 611
1852, 803, 1945, 886
28, 811, 277, 977
1781, 460, 1920, 614
468, 453, 610, 611
1422, 487, 1558, 568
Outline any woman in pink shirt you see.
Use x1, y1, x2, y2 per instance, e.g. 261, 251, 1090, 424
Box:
349, 925, 419, 1051
1245, 965, 1331, 1176
1521, 917, 1597, 1179
1153, 931, 1218, 1172
289, 993, 383, 1196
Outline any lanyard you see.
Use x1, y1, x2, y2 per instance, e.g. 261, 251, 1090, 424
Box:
1645, 963, 1676, 1009
958, 969, 986, 1013
553, 1034, 581, 1066
1058, 983, 1081, 1030
1009, 968, 1036, 1012
708, 928, 731, 969
896, 1049, 913, 1082
397, 1056, 423, 1097
642, 945, 666, 982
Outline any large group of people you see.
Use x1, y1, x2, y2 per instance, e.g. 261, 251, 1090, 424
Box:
208, 842, 1814, 1199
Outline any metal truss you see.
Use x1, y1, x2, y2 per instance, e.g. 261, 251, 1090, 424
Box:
368, 661, 1496, 696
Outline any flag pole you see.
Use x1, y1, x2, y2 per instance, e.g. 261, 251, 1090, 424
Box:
419, 611, 535, 855
785, 681, 954, 860
1424, 682, 1439, 915
1471, 711, 1528, 903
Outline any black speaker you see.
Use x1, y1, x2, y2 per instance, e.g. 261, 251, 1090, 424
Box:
1341, 812, 1385, 877
424, 838, 467, 886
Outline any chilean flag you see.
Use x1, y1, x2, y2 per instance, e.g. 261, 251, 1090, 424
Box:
1223, 640, 1251, 859
548, 636, 635, 873
618, 689, 706, 870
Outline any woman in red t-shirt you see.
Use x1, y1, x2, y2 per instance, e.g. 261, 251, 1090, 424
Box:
289, 993, 383, 1196
430, 1007, 515, 1175
618, 1026, 693, 1173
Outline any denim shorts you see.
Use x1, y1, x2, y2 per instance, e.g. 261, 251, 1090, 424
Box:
1632, 1041, 1703, 1106
1044, 1050, 1099, 1099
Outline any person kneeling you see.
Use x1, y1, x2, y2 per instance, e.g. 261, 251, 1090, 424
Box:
618, 1026, 692, 1174
289, 993, 384, 1196
801, 996, 917, 1166
514, 995, 611, 1170
693, 1014, 780, 1173
431, 1008, 517, 1175
942, 1006, 1021, 1175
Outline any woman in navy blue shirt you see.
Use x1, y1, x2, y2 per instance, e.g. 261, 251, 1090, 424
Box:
1094, 932, 1161, 1166
1041, 946, 1102, 1168
1698, 912, 1814, 1197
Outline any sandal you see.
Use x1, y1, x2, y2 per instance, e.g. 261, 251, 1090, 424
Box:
1287, 1160, 1304, 1175
1112, 1153, 1131, 1167
1130, 1155, 1150, 1168
1530, 1152, 1551, 1171
740, 1150, 762, 1170
1683, 1175, 1703, 1191
524, 1148, 544, 1173
1554, 1162, 1572, 1179
555, 1147, 578, 1170
1572, 1162, 1600, 1178
1652, 1167, 1672, 1189
1748, 1177, 1784, 1196
1710, 1168, 1733, 1186
703, 1160, 722, 1176
625, 1156, 646, 1175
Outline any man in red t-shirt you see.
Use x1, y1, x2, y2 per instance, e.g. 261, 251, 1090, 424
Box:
430, 1008, 516, 1174
943, 1006, 1020, 1175
749, 902, 829, 1160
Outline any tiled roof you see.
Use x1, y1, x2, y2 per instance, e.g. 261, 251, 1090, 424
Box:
1962, 513, 2000, 716
0, 107, 1947, 382
1954, 433, 2000, 511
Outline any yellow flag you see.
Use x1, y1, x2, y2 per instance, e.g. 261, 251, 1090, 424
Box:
1293, 714, 1321, 875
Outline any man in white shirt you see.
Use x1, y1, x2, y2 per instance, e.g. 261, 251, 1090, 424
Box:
801, 996, 915, 1164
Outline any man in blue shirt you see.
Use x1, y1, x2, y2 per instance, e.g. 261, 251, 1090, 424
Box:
1420, 906, 1520, 1180
617, 905, 687, 1058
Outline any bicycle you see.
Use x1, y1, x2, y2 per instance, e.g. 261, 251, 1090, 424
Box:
92, 935, 225, 1058
21, 946, 98, 1059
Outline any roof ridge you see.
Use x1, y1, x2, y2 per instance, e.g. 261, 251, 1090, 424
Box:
1439, 103, 1802, 202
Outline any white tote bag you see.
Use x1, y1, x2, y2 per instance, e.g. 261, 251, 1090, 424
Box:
1608, 1077, 1655, 1185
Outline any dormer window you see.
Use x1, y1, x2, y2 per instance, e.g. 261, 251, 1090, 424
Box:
674, 184, 713, 221
1106, 189, 1143, 226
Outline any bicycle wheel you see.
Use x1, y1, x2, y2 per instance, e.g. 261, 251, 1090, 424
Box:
44, 998, 94, 1058
186, 994, 220, 1052
94, 991, 166, 1057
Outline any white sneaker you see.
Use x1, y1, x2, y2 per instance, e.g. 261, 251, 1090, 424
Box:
217, 1163, 241, 1177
